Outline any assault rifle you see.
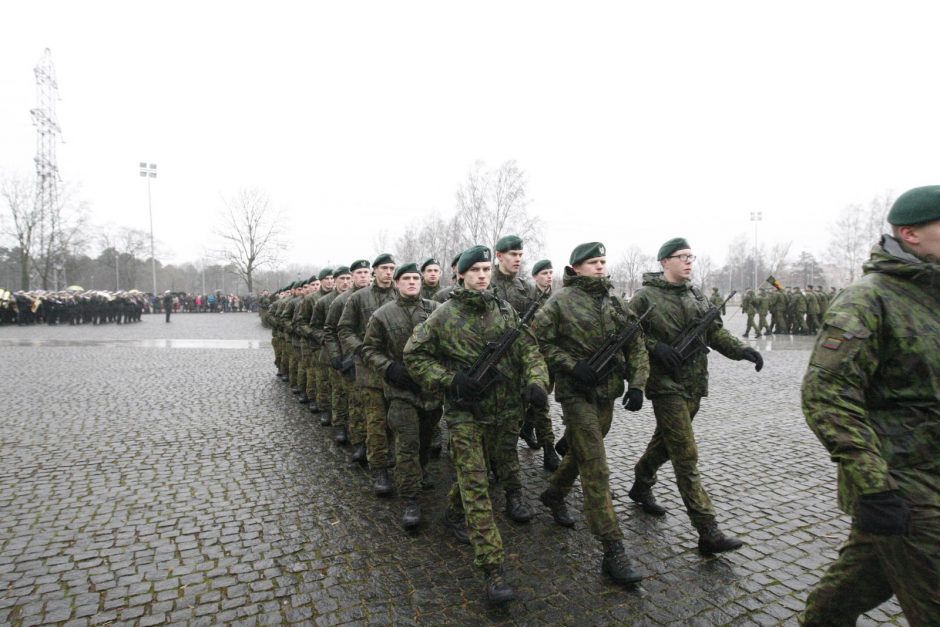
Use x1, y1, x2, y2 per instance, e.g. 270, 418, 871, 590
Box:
453, 292, 546, 416
577, 304, 654, 402
670, 290, 736, 374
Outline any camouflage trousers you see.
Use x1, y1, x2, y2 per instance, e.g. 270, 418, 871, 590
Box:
802, 512, 940, 627
757, 313, 770, 335
304, 347, 318, 400
744, 313, 759, 336
329, 369, 348, 429
524, 402, 556, 448
789, 313, 805, 335
634, 395, 716, 528
362, 386, 390, 467
547, 397, 622, 542
295, 343, 308, 390
771, 310, 786, 334
315, 353, 332, 413
344, 376, 366, 447
492, 399, 526, 492
387, 400, 442, 498
272, 336, 284, 373
446, 419, 503, 569
805, 313, 819, 334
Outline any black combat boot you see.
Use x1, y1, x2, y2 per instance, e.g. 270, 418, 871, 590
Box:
420, 468, 435, 490
519, 421, 540, 449
697, 522, 744, 555
627, 481, 667, 517
601, 540, 643, 585
333, 425, 349, 446
319, 411, 332, 427
441, 509, 470, 545
482, 565, 515, 605
539, 488, 575, 528
543, 444, 560, 472
298, 393, 309, 404
372, 468, 393, 496
351, 443, 367, 466
402, 498, 421, 530
308, 402, 320, 414
504, 488, 533, 523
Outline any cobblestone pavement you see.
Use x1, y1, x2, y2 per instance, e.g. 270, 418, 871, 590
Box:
0, 309, 907, 625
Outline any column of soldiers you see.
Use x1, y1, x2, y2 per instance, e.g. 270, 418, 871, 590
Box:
738, 284, 837, 337
260, 234, 767, 606
0, 289, 148, 326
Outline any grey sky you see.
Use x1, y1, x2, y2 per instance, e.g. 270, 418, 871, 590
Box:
2, 1, 939, 272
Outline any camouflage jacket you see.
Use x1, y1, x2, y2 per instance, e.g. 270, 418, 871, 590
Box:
757, 293, 771, 315
403, 287, 549, 425
490, 268, 538, 314
742, 291, 757, 315
295, 292, 321, 343
805, 291, 821, 315
802, 235, 940, 515
433, 284, 457, 303
530, 271, 649, 402
629, 272, 747, 399
788, 290, 807, 315
323, 286, 362, 364
362, 293, 441, 409
279, 296, 303, 343
338, 283, 397, 389
770, 290, 787, 312
420, 283, 440, 301
310, 288, 341, 348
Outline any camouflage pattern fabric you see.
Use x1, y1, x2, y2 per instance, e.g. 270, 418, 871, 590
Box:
801, 235, 940, 625
338, 284, 397, 390
345, 377, 366, 447
387, 399, 442, 497
329, 368, 348, 429
757, 290, 771, 334
361, 386, 391, 469
489, 268, 538, 315
742, 289, 759, 336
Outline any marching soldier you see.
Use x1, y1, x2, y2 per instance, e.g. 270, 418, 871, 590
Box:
742, 288, 759, 338
404, 245, 549, 605
805, 284, 820, 335
628, 237, 763, 555
709, 287, 726, 315
362, 263, 442, 530
420, 258, 442, 301
757, 287, 771, 336
295, 275, 323, 406
531, 242, 649, 586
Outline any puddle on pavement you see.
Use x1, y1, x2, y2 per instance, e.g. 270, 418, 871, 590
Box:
0, 339, 264, 349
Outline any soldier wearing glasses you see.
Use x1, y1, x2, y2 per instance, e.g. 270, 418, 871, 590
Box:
627, 237, 764, 555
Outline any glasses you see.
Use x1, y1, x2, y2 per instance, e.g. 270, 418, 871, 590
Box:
667, 254, 696, 263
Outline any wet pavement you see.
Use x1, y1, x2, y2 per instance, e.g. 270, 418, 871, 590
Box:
0, 309, 907, 625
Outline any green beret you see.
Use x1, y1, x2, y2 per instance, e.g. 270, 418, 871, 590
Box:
657, 237, 691, 260
372, 253, 395, 267
569, 242, 606, 266
333, 265, 351, 277
420, 257, 441, 272
350, 259, 371, 271
394, 262, 420, 281
457, 245, 492, 274
450, 252, 463, 268
531, 259, 552, 276
317, 267, 334, 280
888, 185, 940, 226
494, 234, 523, 252
306, 275, 318, 284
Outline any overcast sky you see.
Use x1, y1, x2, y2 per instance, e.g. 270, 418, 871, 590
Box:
2, 1, 939, 272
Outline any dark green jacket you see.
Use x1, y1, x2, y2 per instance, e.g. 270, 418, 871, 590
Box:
629, 272, 746, 399
310, 288, 340, 348
490, 268, 538, 314
323, 286, 361, 364
530, 272, 649, 402
802, 235, 940, 514
338, 283, 397, 389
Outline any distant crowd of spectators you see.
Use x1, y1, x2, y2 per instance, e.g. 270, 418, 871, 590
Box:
150, 292, 259, 314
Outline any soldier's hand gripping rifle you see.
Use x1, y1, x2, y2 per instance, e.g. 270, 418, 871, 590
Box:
577, 304, 655, 402
669, 290, 736, 376
452, 293, 546, 418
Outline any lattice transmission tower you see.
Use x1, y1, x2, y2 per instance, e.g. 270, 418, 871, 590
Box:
30, 48, 63, 290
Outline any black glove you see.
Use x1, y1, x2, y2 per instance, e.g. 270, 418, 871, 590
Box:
741, 347, 764, 372
449, 370, 484, 403
622, 388, 644, 411
554, 434, 569, 457
855, 491, 911, 536
386, 361, 419, 392
340, 356, 355, 375
571, 361, 598, 387
330, 356, 343, 370
524, 383, 548, 409
651, 342, 682, 372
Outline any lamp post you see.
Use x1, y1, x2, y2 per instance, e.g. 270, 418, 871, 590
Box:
139, 162, 158, 296
750, 211, 762, 290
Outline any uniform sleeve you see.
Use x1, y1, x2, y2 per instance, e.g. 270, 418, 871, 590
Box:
338, 293, 364, 356
706, 314, 746, 360
323, 302, 343, 362
361, 315, 392, 377
309, 300, 326, 345
628, 292, 659, 354
403, 317, 453, 393
802, 305, 895, 502
624, 320, 649, 391
531, 300, 577, 374
516, 317, 549, 390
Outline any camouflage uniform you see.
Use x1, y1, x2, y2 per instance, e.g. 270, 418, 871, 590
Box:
432, 284, 457, 303
324, 287, 364, 446
788, 287, 807, 335
527, 285, 556, 449
757, 289, 771, 335
269, 296, 287, 375
404, 288, 548, 568
420, 283, 440, 301
338, 283, 397, 469
278, 294, 303, 387
805, 287, 821, 335
770, 288, 787, 334
531, 272, 649, 542
742, 289, 759, 337
629, 272, 748, 529
802, 236, 940, 626
310, 287, 338, 415
295, 290, 320, 400
362, 293, 442, 497
709, 288, 726, 315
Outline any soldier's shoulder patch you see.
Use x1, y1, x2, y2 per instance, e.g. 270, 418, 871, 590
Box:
821, 337, 843, 351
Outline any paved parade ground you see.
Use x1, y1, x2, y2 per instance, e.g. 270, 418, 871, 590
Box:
0, 311, 906, 626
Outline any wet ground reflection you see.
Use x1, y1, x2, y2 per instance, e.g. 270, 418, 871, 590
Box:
0, 338, 264, 349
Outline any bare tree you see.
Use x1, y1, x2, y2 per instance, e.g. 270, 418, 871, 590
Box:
611, 244, 650, 297
826, 203, 868, 284
694, 254, 715, 292
216, 188, 285, 294
0, 173, 38, 289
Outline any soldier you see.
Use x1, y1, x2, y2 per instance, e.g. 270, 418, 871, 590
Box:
324, 261, 372, 460
815, 284, 830, 314
163, 290, 173, 323
362, 263, 442, 530
404, 245, 549, 605
805, 284, 820, 334
756, 287, 771, 336
419, 258, 442, 301
742, 288, 759, 338
709, 287, 726, 314
801, 185, 940, 626
304, 268, 334, 416
769, 285, 787, 334
276, 282, 304, 384
314, 266, 351, 440
628, 237, 763, 554
531, 242, 649, 586
295, 274, 323, 406
433, 252, 463, 303
339, 253, 398, 495
790, 286, 807, 335
520, 258, 560, 470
